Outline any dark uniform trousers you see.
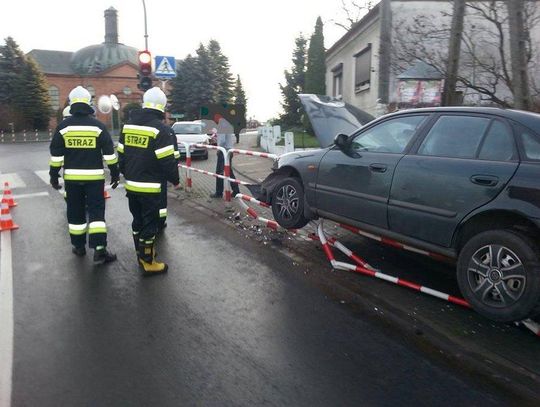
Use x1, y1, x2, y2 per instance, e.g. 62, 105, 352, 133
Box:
215, 151, 240, 197
65, 180, 106, 249
128, 193, 161, 258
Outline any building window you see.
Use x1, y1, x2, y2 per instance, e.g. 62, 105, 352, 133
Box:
123, 86, 132, 95
331, 63, 343, 99
48, 86, 60, 111
354, 44, 372, 93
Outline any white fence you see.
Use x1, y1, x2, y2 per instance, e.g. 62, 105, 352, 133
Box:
258, 126, 294, 155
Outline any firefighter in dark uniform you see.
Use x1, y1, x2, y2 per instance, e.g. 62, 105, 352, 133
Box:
118, 87, 180, 273
158, 126, 180, 232
49, 86, 119, 264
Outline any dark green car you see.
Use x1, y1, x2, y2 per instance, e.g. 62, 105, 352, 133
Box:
262, 95, 540, 323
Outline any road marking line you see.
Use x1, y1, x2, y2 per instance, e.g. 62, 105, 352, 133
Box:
0, 174, 26, 189
0, 231, 14, 407
34, 170, 51, 186
35, 171, 63, 196
13, 192, 49, 199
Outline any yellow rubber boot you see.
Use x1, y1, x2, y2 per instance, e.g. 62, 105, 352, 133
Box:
138, 241, 168, 274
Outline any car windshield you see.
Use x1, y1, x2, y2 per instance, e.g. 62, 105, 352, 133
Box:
173, 123, 202, 134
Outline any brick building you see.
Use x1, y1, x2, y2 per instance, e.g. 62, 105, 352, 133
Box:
28, 7, 142, 128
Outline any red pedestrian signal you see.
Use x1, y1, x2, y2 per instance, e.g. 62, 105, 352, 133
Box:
138, 50, 153, 91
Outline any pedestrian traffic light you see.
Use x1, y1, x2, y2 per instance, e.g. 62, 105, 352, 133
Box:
138, 50, 153, 91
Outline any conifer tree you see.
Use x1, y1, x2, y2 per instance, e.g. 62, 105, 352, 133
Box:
305, 17, 326, 95
170, 54, 202, 120
170, 42, 239, 120
0, 37, 51, 129
233, 75, 247, 108
195, 44, 218, 107
16, 56, 51, 129
279, 35, 307, 128
207, 40, 234, 103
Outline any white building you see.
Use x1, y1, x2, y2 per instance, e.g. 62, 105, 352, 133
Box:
326, 0, 540, 115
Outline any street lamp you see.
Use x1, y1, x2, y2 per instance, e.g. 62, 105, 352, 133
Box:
142, 0, 148, 50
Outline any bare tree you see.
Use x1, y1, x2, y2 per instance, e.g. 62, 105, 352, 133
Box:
332, 0, 377, 31
392, 0, 540, 109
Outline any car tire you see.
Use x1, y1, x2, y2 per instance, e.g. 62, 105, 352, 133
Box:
457, 230, 540, 322
271, 177, 309, 229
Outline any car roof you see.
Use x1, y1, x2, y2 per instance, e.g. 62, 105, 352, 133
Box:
383, 107, 540, 131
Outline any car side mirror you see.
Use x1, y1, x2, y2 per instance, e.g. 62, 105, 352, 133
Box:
334, 133, 349, 151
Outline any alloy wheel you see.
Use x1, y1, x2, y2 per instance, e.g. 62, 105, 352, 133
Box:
275, 184, 299, 221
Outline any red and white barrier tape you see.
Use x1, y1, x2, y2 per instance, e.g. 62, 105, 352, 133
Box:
185, 156, 192, 189
193, 143, 223, 151
181, 143, 269, 202
317, 222, 471, 308
236, 198, 282, 231
308, 233, 377, 271
227, 148, 278, 160
178, 165, 254, 186
340, 224, 451, 262
234, 194, 539, 338
236, 193, 270, 208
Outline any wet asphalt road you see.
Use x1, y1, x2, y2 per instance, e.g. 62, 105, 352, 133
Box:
0, 143, 517, 406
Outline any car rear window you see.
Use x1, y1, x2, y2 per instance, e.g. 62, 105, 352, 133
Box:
519, 129, 540, 160
418, 115, 490, 158
478, 120, 516, 161
173, 123, 202, 134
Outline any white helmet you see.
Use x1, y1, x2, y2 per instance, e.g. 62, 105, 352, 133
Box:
62, 106, 72, 118
143, 87, 167, 112
69, 86, 92, 106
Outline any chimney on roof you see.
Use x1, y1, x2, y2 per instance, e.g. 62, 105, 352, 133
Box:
104, 7, 118, 44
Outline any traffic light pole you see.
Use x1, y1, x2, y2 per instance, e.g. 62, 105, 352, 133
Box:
141, 0, 149, 50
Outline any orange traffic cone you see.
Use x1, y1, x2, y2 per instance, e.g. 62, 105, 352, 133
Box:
1, 181, 17, 207
0, 202, 18, 231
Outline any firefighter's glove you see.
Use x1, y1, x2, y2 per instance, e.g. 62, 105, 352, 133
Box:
50, 177, 62, 190
110, 174, 120, 190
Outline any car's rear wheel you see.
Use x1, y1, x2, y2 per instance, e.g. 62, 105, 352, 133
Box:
457, 230, 540, 322
271, 177, 309, 229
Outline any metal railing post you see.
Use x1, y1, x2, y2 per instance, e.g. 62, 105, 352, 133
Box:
182, 142, 192, 192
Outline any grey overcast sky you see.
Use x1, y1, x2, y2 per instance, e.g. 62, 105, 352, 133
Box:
0, 0, 359, 120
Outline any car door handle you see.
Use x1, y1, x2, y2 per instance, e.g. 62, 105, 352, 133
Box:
470, 175, 499, 187
369, 163, 387, 173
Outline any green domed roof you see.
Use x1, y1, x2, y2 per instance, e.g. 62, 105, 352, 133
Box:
70, 43, 138, 75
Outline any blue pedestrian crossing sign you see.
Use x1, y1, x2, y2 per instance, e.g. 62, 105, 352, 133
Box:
154, 56, 176, 79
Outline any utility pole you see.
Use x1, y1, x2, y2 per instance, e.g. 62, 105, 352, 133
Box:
443, 0, 465, 106
507, 0, 530, 110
